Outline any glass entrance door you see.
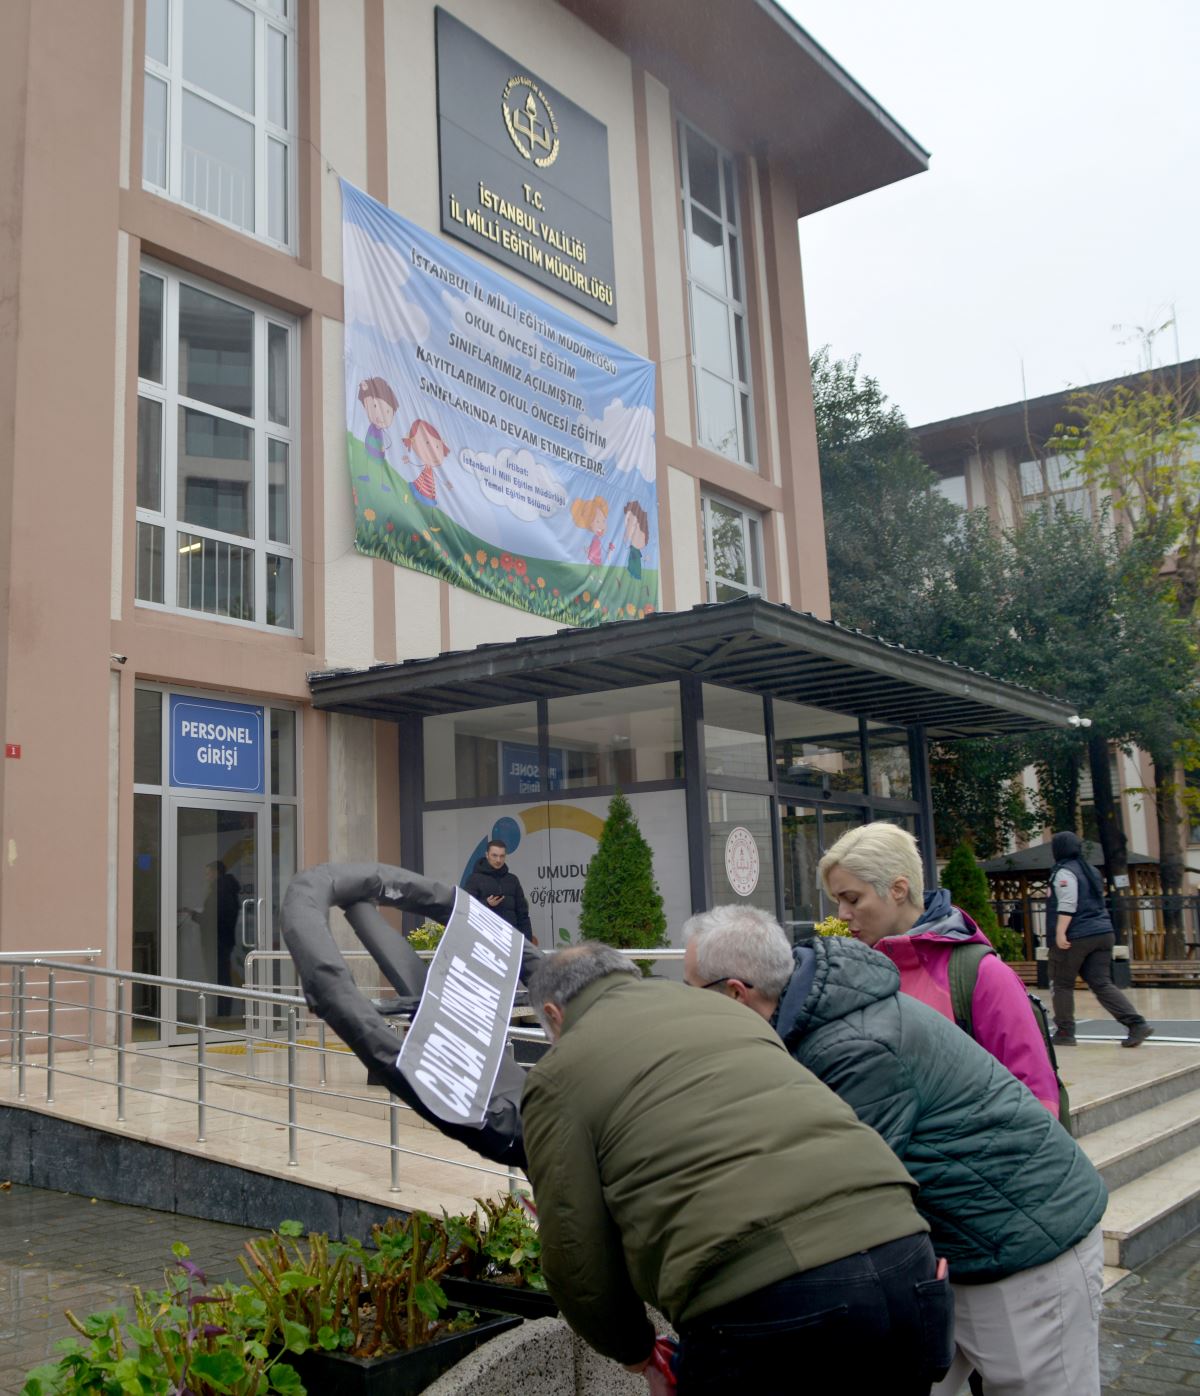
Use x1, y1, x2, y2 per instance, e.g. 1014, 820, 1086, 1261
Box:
780, 805, 865, 940
170, 802, 262, 1038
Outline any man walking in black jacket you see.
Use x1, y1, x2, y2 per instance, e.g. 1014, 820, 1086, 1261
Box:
464, 839, 533, 941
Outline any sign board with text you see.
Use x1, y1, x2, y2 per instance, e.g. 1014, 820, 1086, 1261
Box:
169, 695, 264, 795
436, 8, 617, 322
396, 888, 523, 1126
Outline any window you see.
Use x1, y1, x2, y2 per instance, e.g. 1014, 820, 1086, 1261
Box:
1019, 454, 1092, 519
143, 0, 295, 249
679, 121, 755, 466
702, 494, 762, 602
136, 263, 297, 630
934, 472, 968, 510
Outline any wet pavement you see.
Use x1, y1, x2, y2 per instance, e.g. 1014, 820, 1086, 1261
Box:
2, 1182, 1200, 1393
0, 1184, 263, 1394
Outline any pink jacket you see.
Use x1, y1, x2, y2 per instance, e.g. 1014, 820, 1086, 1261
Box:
875, 890, 1060, 1116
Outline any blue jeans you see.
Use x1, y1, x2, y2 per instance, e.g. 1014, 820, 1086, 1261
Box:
676, 1232, 951, 1396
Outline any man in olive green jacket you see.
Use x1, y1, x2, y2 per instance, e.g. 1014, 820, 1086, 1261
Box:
522, 944, 953, 1395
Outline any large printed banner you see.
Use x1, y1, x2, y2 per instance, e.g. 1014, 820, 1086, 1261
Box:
341, 182, 658, 624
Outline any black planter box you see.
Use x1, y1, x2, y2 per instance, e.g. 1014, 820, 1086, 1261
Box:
278, 1310, 521, 1396
442, 1275, 559, 1319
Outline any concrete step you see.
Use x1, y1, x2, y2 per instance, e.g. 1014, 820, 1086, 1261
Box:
1069, 1057, 1200, 1137
1101, 1142, 1200, 1270
1078, 1088, 1200, 1190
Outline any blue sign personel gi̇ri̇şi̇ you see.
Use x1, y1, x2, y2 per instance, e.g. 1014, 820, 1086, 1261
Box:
169, 695, 265, 795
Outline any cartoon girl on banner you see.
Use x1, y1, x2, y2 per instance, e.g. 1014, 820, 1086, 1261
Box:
570, 496, 615, 566
403, 419, 453, 505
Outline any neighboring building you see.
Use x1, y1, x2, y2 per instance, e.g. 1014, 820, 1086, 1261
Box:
1, 0, 1073, 1042
912, 361, 1200, 884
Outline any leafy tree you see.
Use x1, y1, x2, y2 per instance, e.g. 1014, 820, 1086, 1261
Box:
940, 840, 1022, 961
1052, 365, 1200, 951
812, 348, 964, 641
578, 790, 667, 953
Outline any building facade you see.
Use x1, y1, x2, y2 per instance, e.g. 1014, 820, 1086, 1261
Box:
3, 0, 1075, 1039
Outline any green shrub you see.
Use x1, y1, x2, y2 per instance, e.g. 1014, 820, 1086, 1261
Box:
940, 840, 1022, 961
578, 790, 667, 955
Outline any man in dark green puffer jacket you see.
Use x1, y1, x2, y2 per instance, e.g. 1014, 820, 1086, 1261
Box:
684, 907, 1108, 1396
522, 943, 953, 1394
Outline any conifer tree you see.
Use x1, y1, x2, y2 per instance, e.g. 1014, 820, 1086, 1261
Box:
940, 840, 1021, 961
578, 790, 667, 950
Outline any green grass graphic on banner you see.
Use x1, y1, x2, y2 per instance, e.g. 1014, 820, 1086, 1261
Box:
349, 435, 659, 625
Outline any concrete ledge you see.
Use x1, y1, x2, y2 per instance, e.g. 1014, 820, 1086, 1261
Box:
0, 1103, 405, 1237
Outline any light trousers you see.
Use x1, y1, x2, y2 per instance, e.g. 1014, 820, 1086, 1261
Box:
932, 1223, 1103, 1396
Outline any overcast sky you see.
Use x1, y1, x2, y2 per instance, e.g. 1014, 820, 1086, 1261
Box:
783, 1, 1200, 426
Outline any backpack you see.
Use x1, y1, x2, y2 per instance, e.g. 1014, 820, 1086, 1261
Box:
948, 942, 1071, 1129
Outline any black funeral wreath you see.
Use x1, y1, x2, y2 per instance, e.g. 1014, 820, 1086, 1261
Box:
280, 863, 535, 1167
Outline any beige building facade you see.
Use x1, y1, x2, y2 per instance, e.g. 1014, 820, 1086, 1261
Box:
2, 0, 958, 1030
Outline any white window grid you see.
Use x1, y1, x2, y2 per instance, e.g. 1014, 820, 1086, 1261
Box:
702, 492, 763, 603
1018, 453, 1094, 519
679, 118, 757, 469
143, 0, 296, 252
136, 259, 299, 634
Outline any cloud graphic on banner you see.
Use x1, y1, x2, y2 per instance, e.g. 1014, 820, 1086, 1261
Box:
462, 448, 567, 522
440, 290, 527, 364
343, 223, 430, 344
576, 399, 656, 482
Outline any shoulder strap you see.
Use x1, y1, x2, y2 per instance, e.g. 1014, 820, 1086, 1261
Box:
948, 943, 996, 1040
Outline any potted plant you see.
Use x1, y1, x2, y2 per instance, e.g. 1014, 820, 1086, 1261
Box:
21, 1242, 307, 1396
242, 1218, 519, 1396
441, 1195, 558, 1320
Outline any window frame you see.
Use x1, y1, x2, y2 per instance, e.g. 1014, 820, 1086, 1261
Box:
1017, 452, 1094, 519
135, 258, 299, 634
702, 492, 763, 603
678, 118, 757, 469
143, 0, 297, 252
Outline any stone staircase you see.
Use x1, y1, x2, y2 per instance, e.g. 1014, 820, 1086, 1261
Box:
1073, 1056, 1200, 1273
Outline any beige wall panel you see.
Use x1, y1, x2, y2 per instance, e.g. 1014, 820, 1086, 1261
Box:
394, 568, 443, 660
119, 0, 134, 189
319, 0, 369, 283
1119, 750, 1151, 856
668, 466, 703, 611
327, 712, 379, 947
383, 0, 648, 354
322, 316, 376, 668
111, 230, 130, 622
448, 586, 560, 652
772, 509, 792, 606
645, 74, 690, 445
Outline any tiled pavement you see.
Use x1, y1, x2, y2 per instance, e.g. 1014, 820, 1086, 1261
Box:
0, 1185, 264, 1395
2, 1183, 1200, 1395
1101, 1230, 1200, 1393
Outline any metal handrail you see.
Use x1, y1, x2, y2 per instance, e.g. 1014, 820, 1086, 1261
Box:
4, 958, 523, 1193
0, 949, 103, 961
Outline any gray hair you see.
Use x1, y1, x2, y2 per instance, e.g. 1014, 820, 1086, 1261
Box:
817, 822, 924, 909
682, 905, 795, 1000
527, 942, 638, 1031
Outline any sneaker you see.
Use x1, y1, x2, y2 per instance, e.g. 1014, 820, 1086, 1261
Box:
1121, 1022, 1154, 1049
1051, 1030, 1076, 1047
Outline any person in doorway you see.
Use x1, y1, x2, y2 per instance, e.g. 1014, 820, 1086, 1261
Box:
683, 906, 1108, 1396
523, 943, 952, 1395
202, 859, 241, 1017
817, 822, 1061, 1114
1047, 829, 1152, 1047
464, 839, 533, 942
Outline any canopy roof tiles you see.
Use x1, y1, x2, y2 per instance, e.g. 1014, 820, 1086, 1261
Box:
309, 597, 1077, 740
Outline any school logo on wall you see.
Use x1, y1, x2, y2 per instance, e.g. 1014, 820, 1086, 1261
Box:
724, 827, 761, 898
503, 77, 560, 168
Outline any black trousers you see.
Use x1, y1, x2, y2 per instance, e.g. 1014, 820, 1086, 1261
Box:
675, 1232, 952, 1396
1049, 932, 1142, 1031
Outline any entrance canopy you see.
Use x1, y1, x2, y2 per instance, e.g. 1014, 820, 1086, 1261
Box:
308, 597, 1077, 739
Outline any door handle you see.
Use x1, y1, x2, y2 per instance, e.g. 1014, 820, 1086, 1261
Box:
240, 897, 256, 949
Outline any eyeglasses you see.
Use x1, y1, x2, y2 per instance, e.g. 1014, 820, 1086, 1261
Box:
694, 976, 754, 992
